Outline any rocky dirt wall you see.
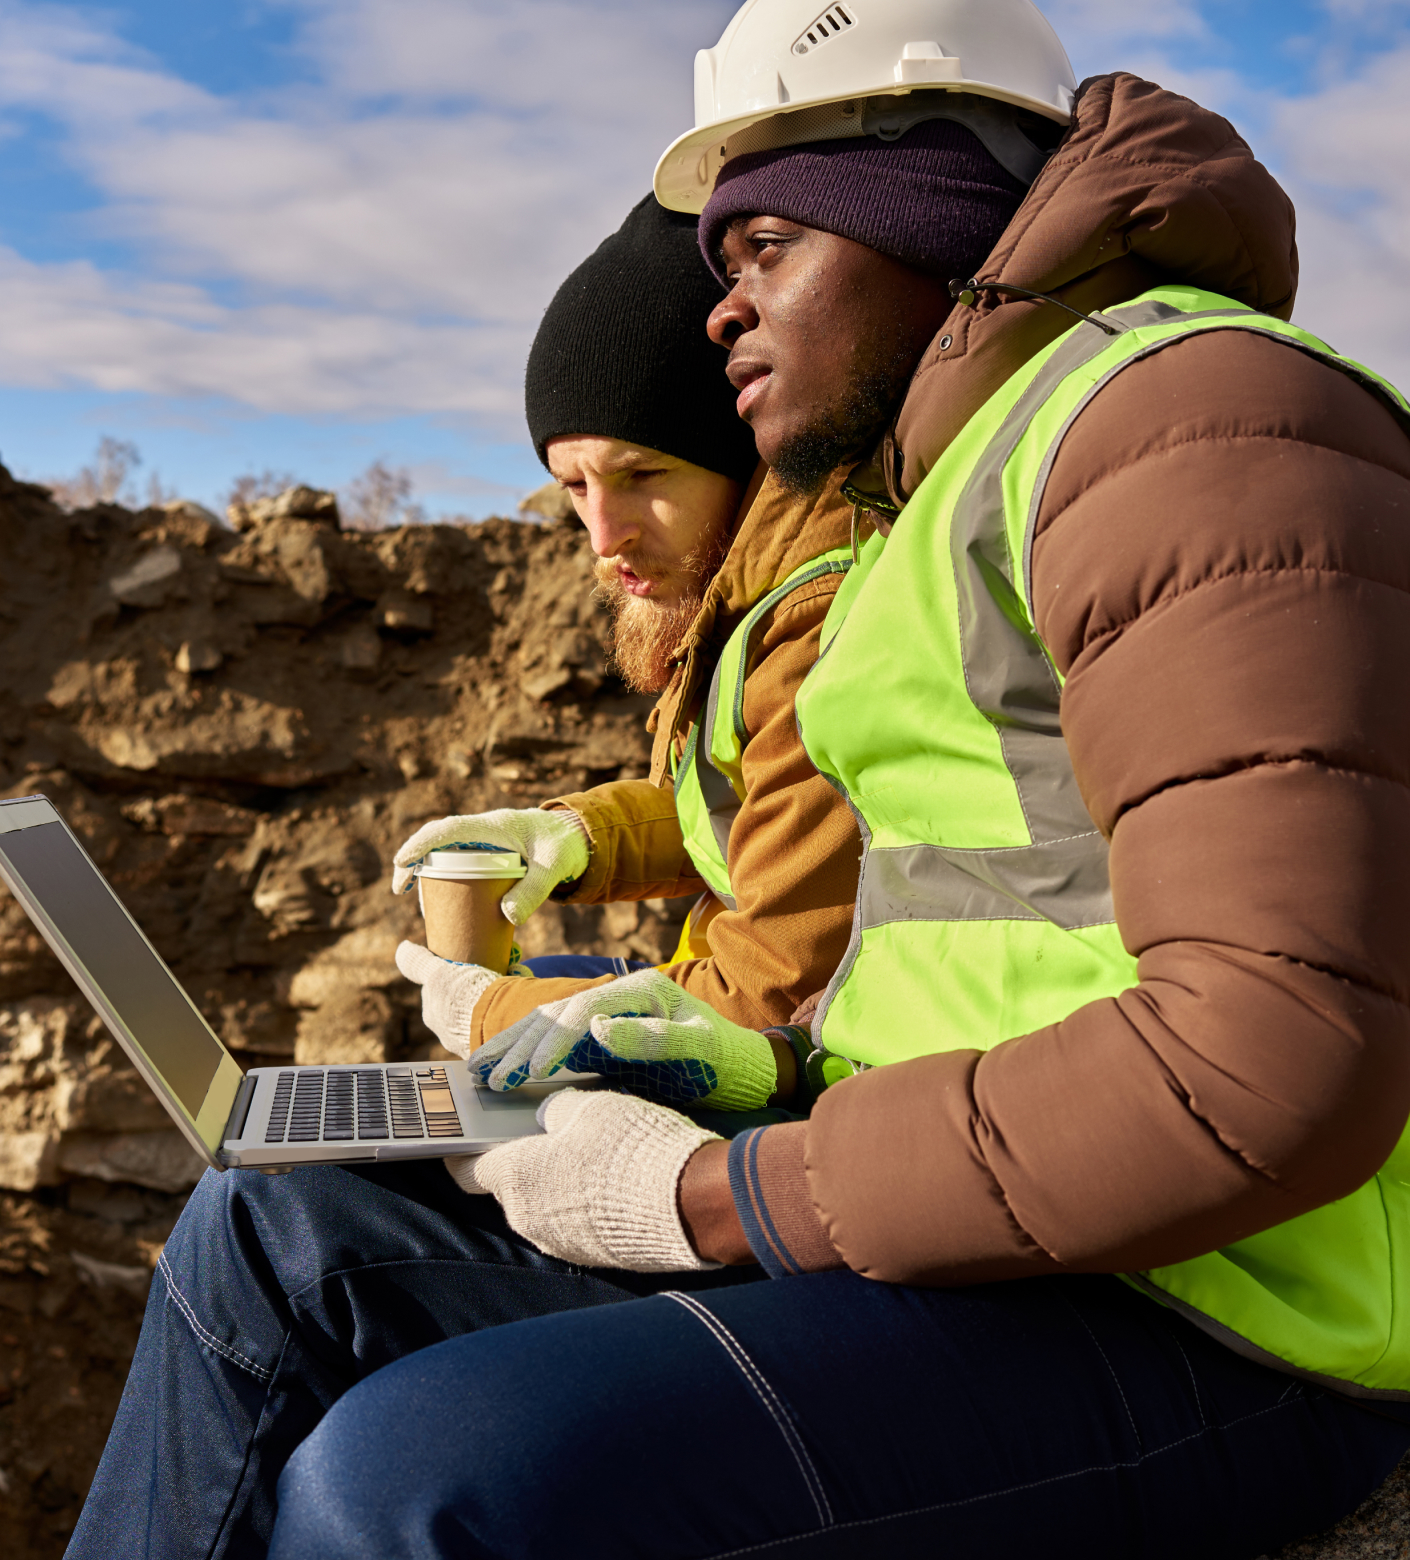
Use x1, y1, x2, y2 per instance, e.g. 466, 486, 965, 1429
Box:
0, 468, 690, 1198
0, 469, 694, 1554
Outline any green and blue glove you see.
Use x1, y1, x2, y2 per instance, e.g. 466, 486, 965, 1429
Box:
470, 968, 778, 1111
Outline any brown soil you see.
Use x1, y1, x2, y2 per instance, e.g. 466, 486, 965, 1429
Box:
0, 469, 691, 1195
0, 1185, 186, 1557
0, 470, 693, 1553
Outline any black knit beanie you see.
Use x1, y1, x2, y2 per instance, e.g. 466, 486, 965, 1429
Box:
525, 194, 758, 484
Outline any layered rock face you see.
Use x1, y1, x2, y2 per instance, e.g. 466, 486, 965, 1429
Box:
0, 468, 688, 1193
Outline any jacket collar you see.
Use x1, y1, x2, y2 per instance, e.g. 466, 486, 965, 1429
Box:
647, 462, 853, 782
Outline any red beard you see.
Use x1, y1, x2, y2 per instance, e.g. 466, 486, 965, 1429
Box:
592, 533, 730, 694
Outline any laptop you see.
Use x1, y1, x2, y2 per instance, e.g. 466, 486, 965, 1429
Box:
0, 794, 580, 1173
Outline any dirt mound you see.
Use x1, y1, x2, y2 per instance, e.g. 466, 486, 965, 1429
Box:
0, 1185, 186, 1557
0, 466, 689, 1197
0, 466, 695, 1552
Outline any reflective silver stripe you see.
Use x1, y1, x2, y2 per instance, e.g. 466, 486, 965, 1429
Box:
691, 665, 740, 910
861, 832, 1117, 932
678, 719, 738, 912
1019, 302, 1410, 606
809, 317, 1137, 1046
1122, 1273, 1410, 1404
937, 298, 1398, 925
945, 318, 1123, 920
810, 792, 872, 1046
729, 560, 851, 744
814, 295, 1410, 1057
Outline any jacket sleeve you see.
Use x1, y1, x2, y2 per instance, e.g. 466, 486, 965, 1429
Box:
737, 328, 1410, 1281
543, 778, 703, 905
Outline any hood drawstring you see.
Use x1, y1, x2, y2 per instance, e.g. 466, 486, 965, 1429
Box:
949, 277, 1126, 337
841, 480, 903, 565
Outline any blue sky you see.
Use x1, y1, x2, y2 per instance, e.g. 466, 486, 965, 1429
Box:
0, 0, 1404, 519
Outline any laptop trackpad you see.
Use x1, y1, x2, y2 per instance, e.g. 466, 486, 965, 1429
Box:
472, 1074, 601, 1111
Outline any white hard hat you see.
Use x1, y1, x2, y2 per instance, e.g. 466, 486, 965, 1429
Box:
654, 0, 1076, 214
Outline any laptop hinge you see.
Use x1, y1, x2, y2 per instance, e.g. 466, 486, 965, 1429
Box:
222, 1074, 257, 1146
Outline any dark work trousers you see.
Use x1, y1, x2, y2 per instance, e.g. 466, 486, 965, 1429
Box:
64, 1159, 1410, 1560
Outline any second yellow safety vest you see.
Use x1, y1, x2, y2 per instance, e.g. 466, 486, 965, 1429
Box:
672, 548, 853, 909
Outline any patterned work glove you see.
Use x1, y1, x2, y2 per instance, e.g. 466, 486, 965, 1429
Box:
445, 1088, 722, 1271
391, 807, 589, 924
395, 941, 502, 1060
469, 967, 778, 1110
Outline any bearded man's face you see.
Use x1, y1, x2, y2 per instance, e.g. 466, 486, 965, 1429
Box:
545, 437, 743, 693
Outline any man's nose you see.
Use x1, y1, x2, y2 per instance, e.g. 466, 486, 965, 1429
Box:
579, 491, 638, 559
707, 286, 758, 348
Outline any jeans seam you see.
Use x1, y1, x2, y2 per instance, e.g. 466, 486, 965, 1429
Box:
1063, 1293, 1142, 1449
1171, 1335, 1208, 1429
283, 1254, 564, 1306
206, 1330, 292, 1560
158, 1252, 274, 1383
703, 1393, 1307, 1557
663, 1291, 834, 1530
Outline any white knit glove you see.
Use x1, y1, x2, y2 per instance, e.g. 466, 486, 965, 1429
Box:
445, 1089, 722, 1271
470, 968, 778, 1110
391, 807, 590, 924
396, 941, 501, 1060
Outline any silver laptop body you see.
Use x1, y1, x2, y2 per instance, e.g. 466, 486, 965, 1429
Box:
0, 795, 570, 1172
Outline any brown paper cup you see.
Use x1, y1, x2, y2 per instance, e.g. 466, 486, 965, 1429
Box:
420, 875, 518, 973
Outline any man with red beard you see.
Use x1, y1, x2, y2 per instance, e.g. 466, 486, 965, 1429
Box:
393, 194, 861, 1082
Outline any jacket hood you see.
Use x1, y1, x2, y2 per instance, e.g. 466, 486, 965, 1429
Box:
889, 73, 1299, 500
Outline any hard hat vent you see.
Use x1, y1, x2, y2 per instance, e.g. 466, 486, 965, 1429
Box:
791, 6, 856, 58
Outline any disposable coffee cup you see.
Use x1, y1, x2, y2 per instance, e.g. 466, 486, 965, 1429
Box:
416, 848, 527, 974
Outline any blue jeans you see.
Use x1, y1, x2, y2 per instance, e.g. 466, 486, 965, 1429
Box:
519, 954, 651, 978
67, 1159, 1410, 1559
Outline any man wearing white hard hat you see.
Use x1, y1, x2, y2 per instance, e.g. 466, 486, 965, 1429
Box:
65, 4, 1410, 1556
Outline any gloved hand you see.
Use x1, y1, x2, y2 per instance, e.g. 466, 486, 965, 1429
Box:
391, 807, 589, 924
470, 967, 778, 1110
445, 1088, 722, 1271
396, 941, 504, 1060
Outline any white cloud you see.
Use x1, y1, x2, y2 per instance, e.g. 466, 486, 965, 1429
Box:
0, 0, 737, 424
0, 0, 1403, 430
1265, 43, 1410, 388
1319, 0, 1410, 21
0, 241, 527, 415
62, 0, 736, 319
1046, 0, 1208, 53
1034, 2, 1410, 389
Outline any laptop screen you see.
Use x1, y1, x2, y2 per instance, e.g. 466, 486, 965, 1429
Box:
0, 820, 223, 1115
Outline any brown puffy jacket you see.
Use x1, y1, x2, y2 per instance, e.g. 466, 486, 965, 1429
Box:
466, 469, 861, 1046
733, 73, 1410, 1285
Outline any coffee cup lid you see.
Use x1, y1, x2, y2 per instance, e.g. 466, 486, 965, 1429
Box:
417, 849, 526, 881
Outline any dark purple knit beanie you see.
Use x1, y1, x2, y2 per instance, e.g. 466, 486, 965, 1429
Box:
698, 119, 1025, 284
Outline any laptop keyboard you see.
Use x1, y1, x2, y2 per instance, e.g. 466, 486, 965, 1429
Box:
263, 1066, 462, 1144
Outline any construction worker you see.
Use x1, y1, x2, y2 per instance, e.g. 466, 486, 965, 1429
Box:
394, 193, 863, 1096
67, 4, 1410, 1557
